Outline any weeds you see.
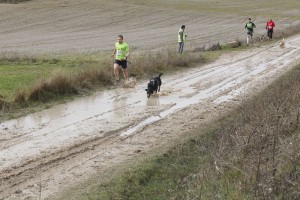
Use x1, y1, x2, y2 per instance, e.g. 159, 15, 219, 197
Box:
90, 64, 300, 199
0, 50, 206, 106
0, 52, 37, 64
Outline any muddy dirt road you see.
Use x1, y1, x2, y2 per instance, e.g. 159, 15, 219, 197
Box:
0, 35, 300, 199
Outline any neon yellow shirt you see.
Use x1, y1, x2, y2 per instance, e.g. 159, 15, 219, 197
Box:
178, 29, 186, 42
115, 42, 129, 60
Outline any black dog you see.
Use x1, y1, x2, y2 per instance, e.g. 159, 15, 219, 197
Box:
145, 73, 163, 98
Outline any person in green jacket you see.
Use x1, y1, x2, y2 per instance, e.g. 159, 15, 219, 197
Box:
111, 35, 130, 83
244, 18, 256, 45
178, 25, 187, 54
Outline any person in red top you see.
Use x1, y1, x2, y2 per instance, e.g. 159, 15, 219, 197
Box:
266, 18, 275, 39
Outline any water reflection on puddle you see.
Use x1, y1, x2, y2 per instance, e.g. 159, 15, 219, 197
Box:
0, 85, 194, 132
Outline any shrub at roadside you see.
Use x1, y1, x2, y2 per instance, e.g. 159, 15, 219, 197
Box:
16, 67, 113, 103
129, 50, 205, 77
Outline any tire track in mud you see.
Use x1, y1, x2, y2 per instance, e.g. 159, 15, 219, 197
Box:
1, 36, 300, 199
0, 128, 126, 198
166, 45, 275, 88
0, 99, 144, 150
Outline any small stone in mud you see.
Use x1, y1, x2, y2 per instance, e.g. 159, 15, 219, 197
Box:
15, 189, 22, 194
134, 149, 141, 153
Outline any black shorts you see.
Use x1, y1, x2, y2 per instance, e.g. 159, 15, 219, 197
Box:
247, 30, 253, 36
114, 59, 127, 69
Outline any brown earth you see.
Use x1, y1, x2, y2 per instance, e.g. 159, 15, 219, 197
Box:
1, 1, 300, 199
0, 0, 298, 55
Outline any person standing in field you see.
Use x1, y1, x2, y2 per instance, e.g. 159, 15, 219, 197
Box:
266, 18, 275, 39
244, 18, 256, 45
178, 25, 187, 54
111, 35, 130, 83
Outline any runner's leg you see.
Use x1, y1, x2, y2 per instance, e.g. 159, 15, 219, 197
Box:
122, 68, 128, 80
246, 34, 250, 45
181, 42, 184, 53
178, 42, 183, 54
114, 63, 120, 81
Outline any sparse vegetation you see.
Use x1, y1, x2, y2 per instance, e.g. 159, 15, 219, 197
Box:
83, 64, 300, 200
0, 50, 206, 112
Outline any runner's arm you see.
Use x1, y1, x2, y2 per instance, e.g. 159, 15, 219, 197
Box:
111, 48, 116, 57
125, 46, 130, 60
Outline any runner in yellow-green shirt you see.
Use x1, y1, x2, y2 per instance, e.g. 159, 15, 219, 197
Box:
111, 35, 130, 83
178, 25, 187, 54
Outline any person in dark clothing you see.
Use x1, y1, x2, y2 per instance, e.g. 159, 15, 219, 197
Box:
244, 18, 256, 45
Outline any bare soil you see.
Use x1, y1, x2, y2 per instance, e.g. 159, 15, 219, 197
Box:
1, 1, 300, 199
0, 0, 298, 55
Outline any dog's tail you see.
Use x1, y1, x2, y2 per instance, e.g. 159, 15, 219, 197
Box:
158, 73, 163, 77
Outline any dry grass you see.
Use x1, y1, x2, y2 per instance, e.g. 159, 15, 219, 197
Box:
28, 75, 77, 102
252, 23, 300, 43
275, 23, 300, 38
90, 64, 300, 200
129, 50, 205, 77
19, 67, 113, 102
0, 52, 37, 63
9, 50, 204, 103
226, 39, 242, 48
180, 65, 300, 199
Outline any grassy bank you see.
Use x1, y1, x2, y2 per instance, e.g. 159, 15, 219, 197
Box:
0, 49, 220, 119
75, 64, 300, 199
